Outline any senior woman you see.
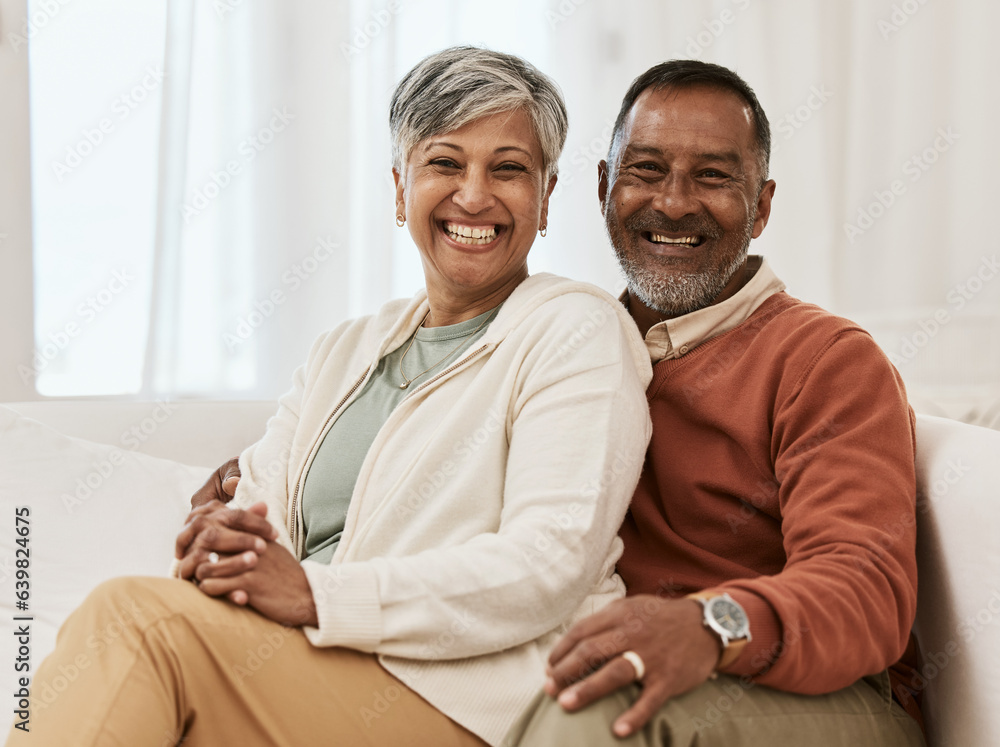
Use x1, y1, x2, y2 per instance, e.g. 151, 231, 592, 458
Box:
12, 47, 652, 747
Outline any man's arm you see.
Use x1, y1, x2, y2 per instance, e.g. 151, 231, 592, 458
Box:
190, 458, 241, 507
708, 329, 918, 690
543, 329, 918, 736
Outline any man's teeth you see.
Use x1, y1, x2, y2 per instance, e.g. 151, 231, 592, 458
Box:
445, 222, 498, 245
650, 233, 699, 245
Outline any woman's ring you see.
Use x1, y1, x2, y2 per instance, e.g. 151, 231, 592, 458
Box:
621, 650, 645, 681
208, 552, 220, 564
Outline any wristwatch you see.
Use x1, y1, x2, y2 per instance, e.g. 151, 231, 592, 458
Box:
687, 592, 752, 670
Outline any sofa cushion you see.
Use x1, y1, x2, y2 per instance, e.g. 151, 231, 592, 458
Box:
914, 414, 1000, 746
0, 405, 209, 733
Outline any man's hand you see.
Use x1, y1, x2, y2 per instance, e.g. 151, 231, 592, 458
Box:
175, 500, 278, 579
543, 595, 721, 738
191, 458, 242, 508
195, 534, 318, 628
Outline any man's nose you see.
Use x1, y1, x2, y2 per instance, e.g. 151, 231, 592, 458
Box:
651, 173, 700, 220
452, 169, 497, 214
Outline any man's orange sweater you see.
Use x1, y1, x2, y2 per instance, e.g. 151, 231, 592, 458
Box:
618, 291, 920, 704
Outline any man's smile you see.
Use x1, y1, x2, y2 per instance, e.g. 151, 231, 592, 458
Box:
645, 232, 705, 247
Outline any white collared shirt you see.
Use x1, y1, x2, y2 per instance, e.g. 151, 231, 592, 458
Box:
622, 256, 786, 364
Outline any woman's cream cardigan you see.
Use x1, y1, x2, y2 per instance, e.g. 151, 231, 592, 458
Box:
229, 273, 652, 745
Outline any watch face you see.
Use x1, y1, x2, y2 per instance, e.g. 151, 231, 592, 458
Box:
707, 597, 749, 638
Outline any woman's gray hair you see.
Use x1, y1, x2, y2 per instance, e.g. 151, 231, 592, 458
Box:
390, 46, 568, 179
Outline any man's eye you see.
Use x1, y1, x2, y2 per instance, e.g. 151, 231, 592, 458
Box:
701, 170, 729, 179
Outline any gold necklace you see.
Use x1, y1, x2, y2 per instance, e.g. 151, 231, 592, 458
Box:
398, 309, 495, 389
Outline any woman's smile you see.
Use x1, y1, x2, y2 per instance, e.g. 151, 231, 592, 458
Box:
439, 220, 508, 252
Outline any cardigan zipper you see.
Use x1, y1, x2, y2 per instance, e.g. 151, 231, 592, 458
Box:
337, 343, 493, 561
408, 344, 490, 396
287, 367, 371, 550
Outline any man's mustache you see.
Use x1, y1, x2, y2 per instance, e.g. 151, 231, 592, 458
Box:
623, 210, 723, 239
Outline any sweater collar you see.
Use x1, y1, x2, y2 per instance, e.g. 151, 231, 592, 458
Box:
621, 256, 786, 364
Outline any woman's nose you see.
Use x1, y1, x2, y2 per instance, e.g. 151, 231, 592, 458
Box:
452, 169, 496, 214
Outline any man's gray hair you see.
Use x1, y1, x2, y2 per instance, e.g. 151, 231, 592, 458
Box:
390, 46, 568, 179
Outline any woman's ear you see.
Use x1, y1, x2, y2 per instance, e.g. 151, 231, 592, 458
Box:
540, 173, 557, 226
393, 168, 405, 220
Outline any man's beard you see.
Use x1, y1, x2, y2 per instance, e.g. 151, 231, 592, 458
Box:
607, 206, 755, 317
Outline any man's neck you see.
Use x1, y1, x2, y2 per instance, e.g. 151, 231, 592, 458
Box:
626, 257, 760, 338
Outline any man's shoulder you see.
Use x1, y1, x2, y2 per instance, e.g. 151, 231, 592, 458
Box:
708, 292, 894, 388
744, 292, 874, 347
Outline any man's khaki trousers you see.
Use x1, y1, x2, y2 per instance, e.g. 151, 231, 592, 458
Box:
503, 669, 927, 746
7, 577, 487, 746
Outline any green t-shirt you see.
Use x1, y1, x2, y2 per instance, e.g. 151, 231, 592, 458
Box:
301, 305, 500, 564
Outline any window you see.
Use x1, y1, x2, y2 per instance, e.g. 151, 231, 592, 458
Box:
28, 0, 167, 396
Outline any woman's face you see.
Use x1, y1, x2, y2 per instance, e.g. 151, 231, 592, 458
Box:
394, 109, 556, 312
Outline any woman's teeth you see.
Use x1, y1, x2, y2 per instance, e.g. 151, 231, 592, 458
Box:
445, 222, 498, 245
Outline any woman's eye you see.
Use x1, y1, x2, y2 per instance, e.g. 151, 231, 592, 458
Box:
496, 163, 527, 172
430, 158, 459, 169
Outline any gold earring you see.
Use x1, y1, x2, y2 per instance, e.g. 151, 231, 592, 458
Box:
539, 225, 547, 237
396, 214, 405, 227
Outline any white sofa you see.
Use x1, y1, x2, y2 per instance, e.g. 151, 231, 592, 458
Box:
1, 400, 997, 745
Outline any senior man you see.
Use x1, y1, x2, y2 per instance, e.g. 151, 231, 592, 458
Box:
505, 60, 925, 746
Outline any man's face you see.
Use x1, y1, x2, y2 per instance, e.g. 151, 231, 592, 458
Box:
600, 85, 775, 318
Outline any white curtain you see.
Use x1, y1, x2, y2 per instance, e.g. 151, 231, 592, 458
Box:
142, 0, 1000, 409
145, 0, 353, 397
